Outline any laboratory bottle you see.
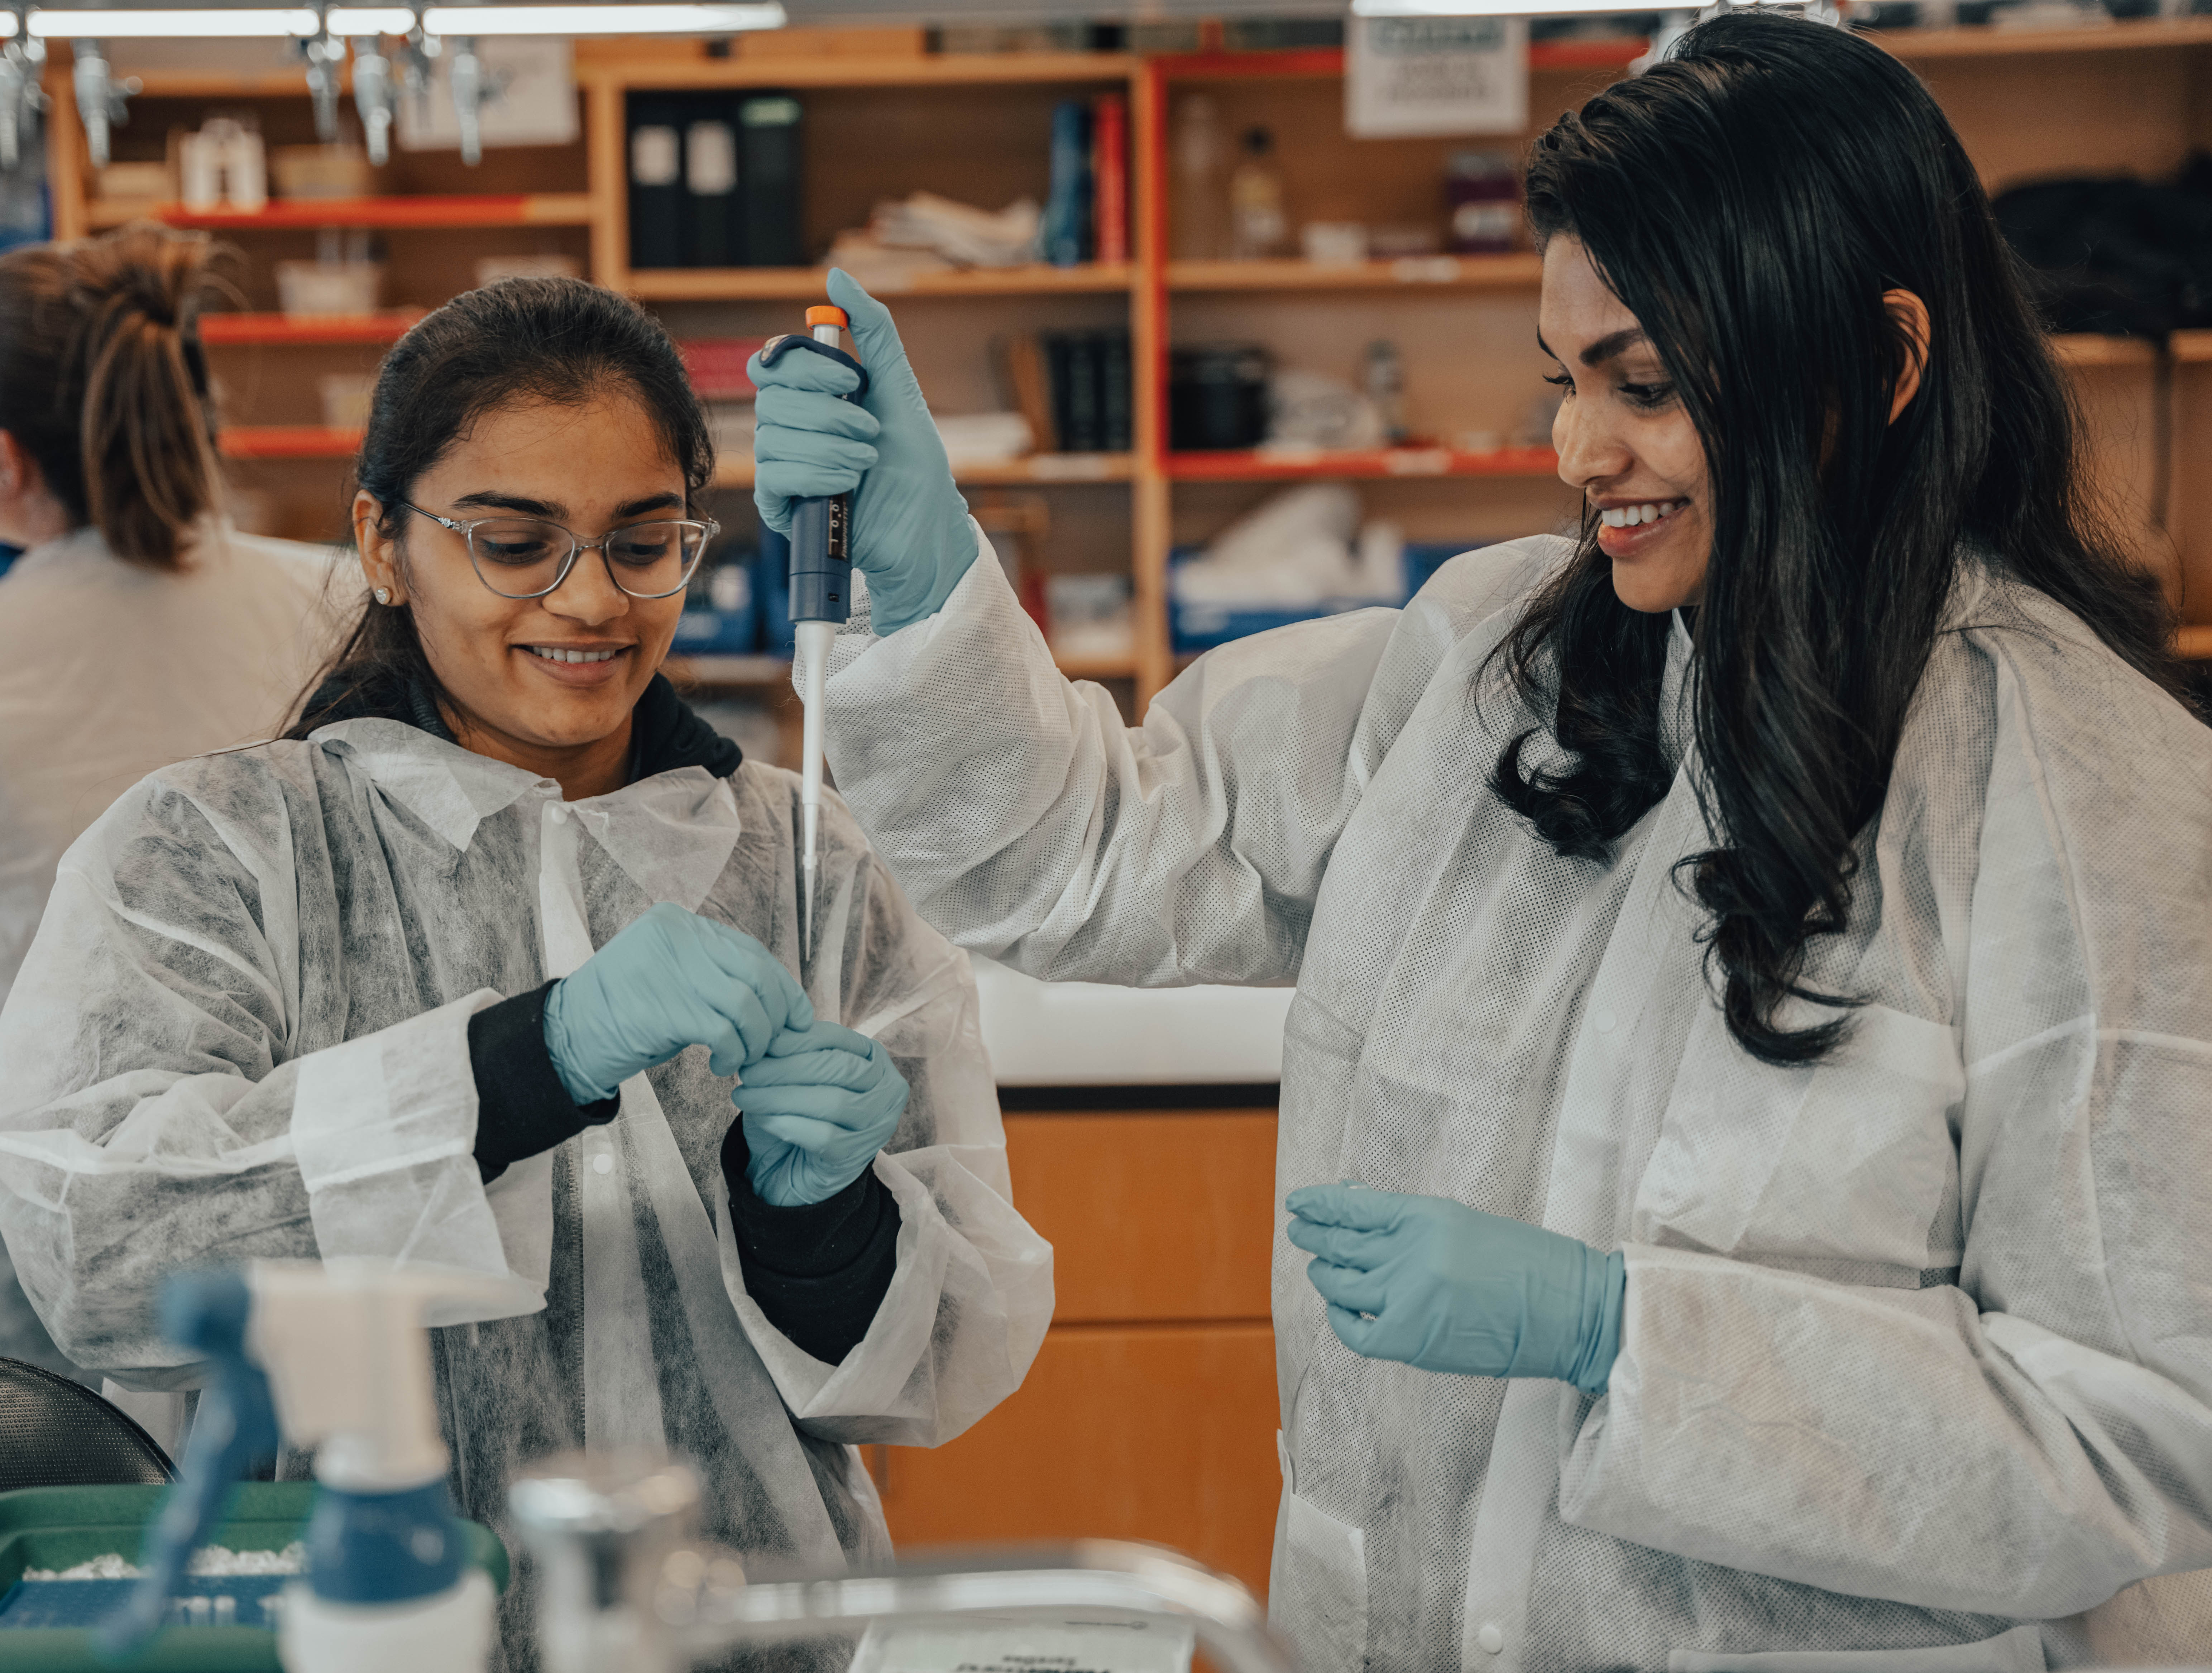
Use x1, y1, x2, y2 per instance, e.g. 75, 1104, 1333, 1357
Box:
1364, 339, 1408, 446
1229, 127, 1289, 260
1172, 95, 1228, 261
1446, 149, 1520, 255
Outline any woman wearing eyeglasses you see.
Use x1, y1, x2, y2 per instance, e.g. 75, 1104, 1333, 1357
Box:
0, 277, 1051, 1668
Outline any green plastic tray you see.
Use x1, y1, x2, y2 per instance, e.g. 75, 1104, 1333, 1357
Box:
0, 1483, 507, 1673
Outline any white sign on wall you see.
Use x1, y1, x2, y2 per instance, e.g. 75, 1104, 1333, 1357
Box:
1346, 15, 1530, 139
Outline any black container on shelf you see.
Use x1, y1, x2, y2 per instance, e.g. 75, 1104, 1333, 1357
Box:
626, 93, 686, 271
626, 88, 804, 269
1169, 344, 1271, 451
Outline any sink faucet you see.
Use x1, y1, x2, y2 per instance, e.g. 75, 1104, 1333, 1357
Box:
509, 1454, 1297, 1673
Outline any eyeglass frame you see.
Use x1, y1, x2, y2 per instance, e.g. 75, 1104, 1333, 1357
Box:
395, 502, 722, 601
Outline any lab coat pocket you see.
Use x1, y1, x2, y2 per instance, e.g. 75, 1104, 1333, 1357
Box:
1667, 1624, 2045, 1673
1634, 1001, 1964, 1271
1271, 1433, 1368, 1672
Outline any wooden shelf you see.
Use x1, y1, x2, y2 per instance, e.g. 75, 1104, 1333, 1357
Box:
200, 312, 423, 347
221, 426, 359, 460
92, 194, 596, 231
1871, 14, 2212, 58
2172, 331, 2212, 365
2179, 627, 2212, 661
669, 649, 1134, 685
667, 654, 793, 687
628, 263, 1132, 301
1165, 446, 1559, 483
1169, 254, 1542, 292
1152, 40, 1645, 81
2050, 334, 2159, 369
713, 454, 1134, 490
581, 50, 1138, 91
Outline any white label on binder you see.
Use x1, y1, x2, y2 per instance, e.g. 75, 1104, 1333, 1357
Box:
686, 121, 738, 196
631, 126, 679, 188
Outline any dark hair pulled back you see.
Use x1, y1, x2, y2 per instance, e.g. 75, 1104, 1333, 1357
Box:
1496, 12, 2189, 1066
288, 277, 712, 737
0, 222, 224, 570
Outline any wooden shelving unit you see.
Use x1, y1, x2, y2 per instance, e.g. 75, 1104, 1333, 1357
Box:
44, 12, 2211, 720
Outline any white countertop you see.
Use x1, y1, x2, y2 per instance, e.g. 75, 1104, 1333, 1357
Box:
969, 955, 1293, 1087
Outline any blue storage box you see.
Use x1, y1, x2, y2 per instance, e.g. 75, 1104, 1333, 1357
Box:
1169, 542, 1489, 655
671, 556, 761, 655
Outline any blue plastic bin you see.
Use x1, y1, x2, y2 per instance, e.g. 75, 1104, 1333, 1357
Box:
672, 555, 761, 655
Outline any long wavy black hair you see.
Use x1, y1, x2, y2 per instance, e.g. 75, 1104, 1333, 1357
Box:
287, 277, 713, 738
1497, 11, 2190, 1065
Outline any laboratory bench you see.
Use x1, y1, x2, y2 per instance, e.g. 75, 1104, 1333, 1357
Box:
866, 964, 1293, 1598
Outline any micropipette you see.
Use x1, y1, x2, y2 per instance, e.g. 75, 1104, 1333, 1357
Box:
756, 305, 870, 943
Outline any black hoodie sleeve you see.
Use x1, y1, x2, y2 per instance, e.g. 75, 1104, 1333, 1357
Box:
719, 1121, 902, 1365
467, 982, 619, 1183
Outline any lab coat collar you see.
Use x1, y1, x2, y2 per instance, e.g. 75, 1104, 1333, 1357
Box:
6, 516, 237, 582
1660, 609, 1698, 771
310, 717, 743, 911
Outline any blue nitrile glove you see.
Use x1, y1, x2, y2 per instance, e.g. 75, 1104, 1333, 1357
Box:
735, 1018, 909, 1207
748, 268, 979, 635
544, 901, 813, 1104
1285, 1183, 1626, 1396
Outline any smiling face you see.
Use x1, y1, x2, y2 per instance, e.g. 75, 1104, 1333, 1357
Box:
1540, 235, 1712, 614
355, 393, 690, 799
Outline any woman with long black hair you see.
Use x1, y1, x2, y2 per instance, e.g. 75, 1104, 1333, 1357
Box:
749, 11, 2212, 1669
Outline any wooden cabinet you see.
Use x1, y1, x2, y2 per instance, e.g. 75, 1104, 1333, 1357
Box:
871, 1107, 1282, 1598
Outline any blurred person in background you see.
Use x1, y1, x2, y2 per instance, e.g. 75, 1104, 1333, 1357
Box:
0, 224, 338, 1382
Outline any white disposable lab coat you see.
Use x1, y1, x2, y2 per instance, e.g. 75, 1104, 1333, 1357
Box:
0, 519, 339, 1379
0, 723, 1053, 1669
814, 533, 2212, 1671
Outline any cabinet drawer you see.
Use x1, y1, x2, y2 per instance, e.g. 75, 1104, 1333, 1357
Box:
1004, 1111, 1278, 1324
875, 1322, 1280, 1598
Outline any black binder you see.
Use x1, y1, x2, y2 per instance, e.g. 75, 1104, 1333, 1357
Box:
739, 92, 804, 268
626, 93, 685, 271
683, 95, 742, 269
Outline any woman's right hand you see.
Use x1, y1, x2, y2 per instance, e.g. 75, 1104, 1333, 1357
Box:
542, 902, 813, 1105
748, 268, 979, 636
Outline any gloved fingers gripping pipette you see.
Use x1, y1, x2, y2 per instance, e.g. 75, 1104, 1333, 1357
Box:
755, 307, 870, 946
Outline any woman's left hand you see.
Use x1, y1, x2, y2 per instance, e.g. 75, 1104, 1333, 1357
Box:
1286, 1183, 1627, 1396
734, 1020, 909, 1206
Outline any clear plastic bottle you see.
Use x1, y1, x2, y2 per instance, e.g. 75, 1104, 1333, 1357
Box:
1364, 339, 1408, 446
1229, 126, 1288, 260
1171, 95, 1228, 261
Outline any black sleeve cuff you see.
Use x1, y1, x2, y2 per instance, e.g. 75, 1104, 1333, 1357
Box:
719, 1122, 901, 1365
468, 982, 619, 1184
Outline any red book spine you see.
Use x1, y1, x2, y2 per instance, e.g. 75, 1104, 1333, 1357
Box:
1091, 93, 1128, 265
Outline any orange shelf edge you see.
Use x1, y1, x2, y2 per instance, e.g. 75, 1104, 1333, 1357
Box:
221, 426, 362, 460
110, 194, 594, 231
201, 311, 425, 347
1165, 445, 1559, 482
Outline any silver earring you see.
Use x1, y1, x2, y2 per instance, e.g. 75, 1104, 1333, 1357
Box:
373, 587, 392, 604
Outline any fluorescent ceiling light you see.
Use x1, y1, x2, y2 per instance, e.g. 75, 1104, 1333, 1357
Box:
20, 8, 324, 33
1356, 0, 1775, 11
5, 2, 783, 36
386, 3, 784, 29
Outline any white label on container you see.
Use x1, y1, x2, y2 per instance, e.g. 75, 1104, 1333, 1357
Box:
631, 125, 679, 188
686, 121, 737, 196
849, 1615, 1196, 1673
1346, 16, 1528, 138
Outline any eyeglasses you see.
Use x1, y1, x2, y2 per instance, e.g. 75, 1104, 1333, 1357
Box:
399, 503, 719, 601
